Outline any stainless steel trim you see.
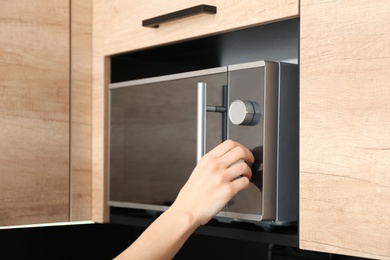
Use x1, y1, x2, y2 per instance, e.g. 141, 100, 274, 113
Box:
108, 90, 112, 202
276, 62, 281, 221
197, 82, 207, 163
110, 67, 227, 89
228, 60, 266, 72
109, 201, 169, 212
206, 106, 226, 112
222, 85, 228, 141
216, 211, 263, 221
262, 61, 279, 220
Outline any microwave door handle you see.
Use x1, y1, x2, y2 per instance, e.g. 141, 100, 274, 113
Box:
197, 82, 228, 163
197, 82, 207, 163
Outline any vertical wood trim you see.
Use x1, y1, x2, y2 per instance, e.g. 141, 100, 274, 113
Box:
300, 1, 390, 259
0, 0, 70, 226
92, 0, 110, 223
70, 0, 93, 221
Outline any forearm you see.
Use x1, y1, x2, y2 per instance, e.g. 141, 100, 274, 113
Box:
114, 205, 199, 260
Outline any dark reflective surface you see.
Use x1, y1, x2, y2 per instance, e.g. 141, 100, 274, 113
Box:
109, 73, 227, 205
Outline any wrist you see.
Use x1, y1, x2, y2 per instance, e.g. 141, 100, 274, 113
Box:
167, 203, 201, 231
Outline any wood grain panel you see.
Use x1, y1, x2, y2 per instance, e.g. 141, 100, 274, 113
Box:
70, 0, 92, 221
99, 0, 299, 55
92, 0, 110, 223
300, 1, 390, 259
0, 1, 70, 226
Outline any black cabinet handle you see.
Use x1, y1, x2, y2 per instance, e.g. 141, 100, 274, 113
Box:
142, 4, 217, 28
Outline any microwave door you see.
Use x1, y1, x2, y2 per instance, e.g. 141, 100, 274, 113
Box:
223, 61, 279, 222
109, 69, 227, 211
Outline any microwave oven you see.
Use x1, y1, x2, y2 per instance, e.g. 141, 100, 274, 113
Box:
108, 60, 299, 227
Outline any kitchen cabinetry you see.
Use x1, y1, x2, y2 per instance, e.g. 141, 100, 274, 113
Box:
0, 0, 92, 226
98, 0, 299, 56
93, 1, 390, 259
92, 0, 300, 223
3, 0, 389, 259
70, 0, 93, 221
300, 1, 390, 259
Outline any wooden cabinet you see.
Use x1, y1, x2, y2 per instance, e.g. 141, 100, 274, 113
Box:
70, 0, 93, 222
0, 0, 92, 226
3, 0, 389, 258
92, 1, 390, 258
0, 0, 70, 226
97, 0, 299, 56
300, 1, 390, 259
92, 0, 300, 223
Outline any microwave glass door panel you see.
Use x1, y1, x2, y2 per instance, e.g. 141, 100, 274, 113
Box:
109, 68, 227, 210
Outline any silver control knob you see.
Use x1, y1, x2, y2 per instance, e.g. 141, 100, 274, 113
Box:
229, 100, 261, 126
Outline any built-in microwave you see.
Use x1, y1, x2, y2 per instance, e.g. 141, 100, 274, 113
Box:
108, 60, 298, 227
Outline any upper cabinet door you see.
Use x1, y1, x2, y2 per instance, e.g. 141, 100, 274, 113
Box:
97, 0, 299, 56
300, 1, 390, 259
0, 1, 70, 226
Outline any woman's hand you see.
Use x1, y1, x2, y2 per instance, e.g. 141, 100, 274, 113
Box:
171, 139, 255, 227
115, 140, 254, 259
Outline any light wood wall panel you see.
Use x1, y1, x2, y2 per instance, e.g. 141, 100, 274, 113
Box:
300, 1, 390, 259
0, 1, 70, 225
70, 0, 92, 221
92, 0, 110, 223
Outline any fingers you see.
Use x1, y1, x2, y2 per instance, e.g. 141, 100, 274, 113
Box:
226, 160, 252, 181
207, 139, 240, 158
231, 175, 251, 195
203, 139, 254, 182
201, 140, 254, 195
221, 146, 254, 168
207, 140, 254, 165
